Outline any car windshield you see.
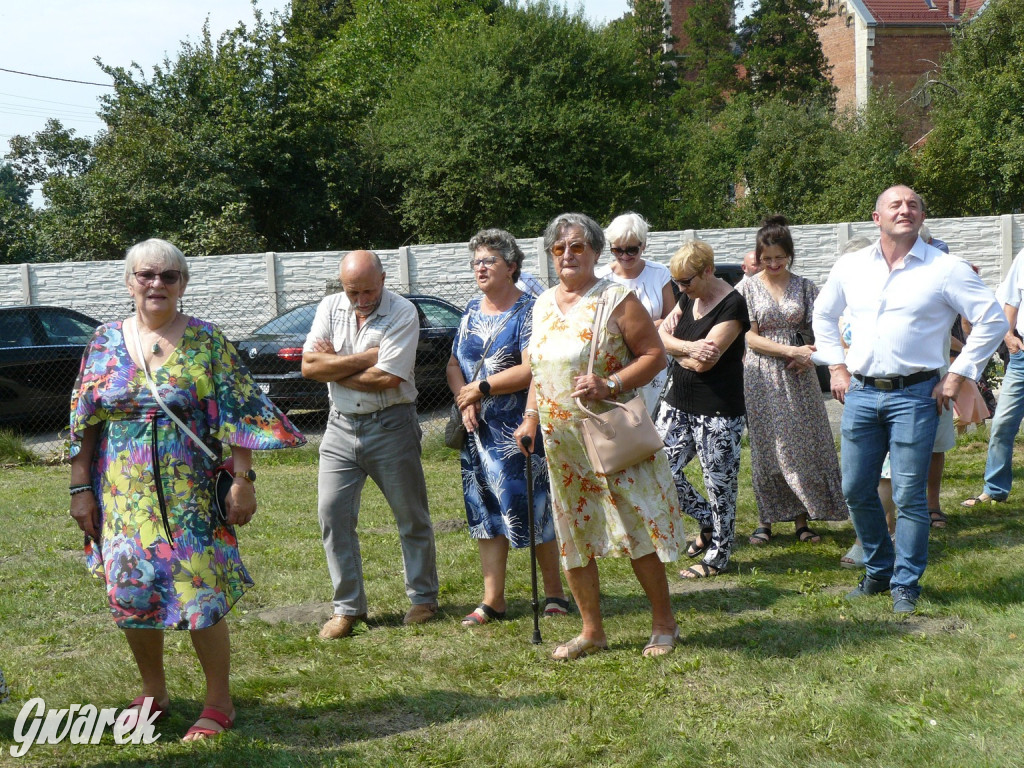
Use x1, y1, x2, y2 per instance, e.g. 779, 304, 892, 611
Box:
37, 310, 96, 344
416, 299, 461, 329
253, 305, 316, 335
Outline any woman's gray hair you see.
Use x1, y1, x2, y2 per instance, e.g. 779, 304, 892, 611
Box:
468, 228, 525, 282
124, 238, 190, 283
604, 212, 649, 247
543, 213, 605, 256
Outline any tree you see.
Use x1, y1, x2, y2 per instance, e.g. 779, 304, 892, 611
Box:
373, 2, 673, 242
916, 0, 1024, 216
673, 0, 739, 111
0, 163, 30, 206
738, 0, 836, 107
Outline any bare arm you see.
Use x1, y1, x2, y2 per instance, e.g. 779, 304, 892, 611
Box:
673, 319, 744, 373
225, 446, 257, 526
302, 341, 379, 383
654, 282, 675, 327
513, 349, 539, 455
1004, 304, 1021, 354
745, 320, 815, 371
337, 368, 404, 391
69, 424, 100, 541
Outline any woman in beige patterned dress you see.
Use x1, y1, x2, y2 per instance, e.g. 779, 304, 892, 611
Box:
513, 213, 683, 661
741, 216, 849, 545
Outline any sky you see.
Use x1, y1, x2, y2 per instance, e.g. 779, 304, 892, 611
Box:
0, 1, 755, 174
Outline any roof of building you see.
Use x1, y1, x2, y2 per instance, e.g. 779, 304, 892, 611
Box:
857, 0, 986, 25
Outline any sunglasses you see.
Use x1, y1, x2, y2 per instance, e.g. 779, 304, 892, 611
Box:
610, 245, 642, 258
469, 256, 500, 269
551, 240, 587, 258
673, 274, 699, 289
133, 270, 183, 286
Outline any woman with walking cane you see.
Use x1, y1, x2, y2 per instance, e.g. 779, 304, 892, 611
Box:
514, 213, 683, 661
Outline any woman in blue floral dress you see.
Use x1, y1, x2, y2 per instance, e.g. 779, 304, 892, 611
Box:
69, 239, 305, 741
447, 229, 567, 626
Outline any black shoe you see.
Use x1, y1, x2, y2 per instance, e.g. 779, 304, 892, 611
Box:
891, 587, 918, 614
845, 574, 890, 601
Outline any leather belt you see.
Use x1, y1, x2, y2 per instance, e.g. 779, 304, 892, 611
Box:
852, 369, 939, 391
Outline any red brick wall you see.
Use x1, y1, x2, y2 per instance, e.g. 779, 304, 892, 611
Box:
818, 8, 857, 111
668, 0, 695, 50
871, 28, 954, 101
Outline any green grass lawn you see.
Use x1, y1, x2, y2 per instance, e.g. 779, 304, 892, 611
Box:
2, 430, 1023, 767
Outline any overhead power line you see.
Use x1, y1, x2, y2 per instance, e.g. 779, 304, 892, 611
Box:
0, 66, 113, 88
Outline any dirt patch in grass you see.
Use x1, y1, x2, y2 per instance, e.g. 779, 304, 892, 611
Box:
256, 601, 333, 624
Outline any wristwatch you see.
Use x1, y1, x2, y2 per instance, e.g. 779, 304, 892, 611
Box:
234, 469, 257, 483
478, 379, 492, 397
606, 377, 618, 395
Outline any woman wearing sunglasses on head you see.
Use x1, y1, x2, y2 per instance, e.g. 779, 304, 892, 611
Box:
68, 238, 305, 742
740, 216, 848, 548
514, 213, 683, 661
446, 228, 568, 627
656, 240, 749, 579
597, 212, 675, 414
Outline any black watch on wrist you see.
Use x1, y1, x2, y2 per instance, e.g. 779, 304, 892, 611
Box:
478, 379, 492, 397
234, 469, 257, 483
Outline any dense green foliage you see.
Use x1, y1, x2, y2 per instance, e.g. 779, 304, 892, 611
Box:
1, 0, 1021, 262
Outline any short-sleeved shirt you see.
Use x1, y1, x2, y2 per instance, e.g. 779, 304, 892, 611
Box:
997, 247, 1024, 336
596, 260, 672, 320
665, 289, 749, 417
303, 289, 419, 414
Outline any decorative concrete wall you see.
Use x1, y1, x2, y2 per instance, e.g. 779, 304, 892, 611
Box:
4, 214, 1022, 337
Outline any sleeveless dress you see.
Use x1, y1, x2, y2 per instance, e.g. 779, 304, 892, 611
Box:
70, 318, 306, 630
529, 279, 683, 569
741, 275, 848, 523
453, 293, 554, 547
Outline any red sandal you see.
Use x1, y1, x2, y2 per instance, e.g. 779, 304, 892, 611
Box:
183, 707, 234, 742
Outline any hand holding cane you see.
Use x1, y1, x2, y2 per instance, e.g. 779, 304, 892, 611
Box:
521, 435, 542, 645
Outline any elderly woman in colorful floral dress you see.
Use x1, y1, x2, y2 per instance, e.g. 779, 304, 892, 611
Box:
69, 239, 305, 742
514, 213, 683, 661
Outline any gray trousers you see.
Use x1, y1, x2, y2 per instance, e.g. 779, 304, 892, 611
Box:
318, 403, 438, 615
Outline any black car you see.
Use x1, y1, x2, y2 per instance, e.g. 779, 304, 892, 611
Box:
0, 305, 100, 425
235, 294, 464, 412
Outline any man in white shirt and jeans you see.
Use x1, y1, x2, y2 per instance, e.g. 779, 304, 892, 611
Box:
962, 246, 1024, 508
813, 185, 1006, 613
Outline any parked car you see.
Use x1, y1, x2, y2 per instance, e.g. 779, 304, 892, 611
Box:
0, 305, 100, 425
235, 295, 464, 413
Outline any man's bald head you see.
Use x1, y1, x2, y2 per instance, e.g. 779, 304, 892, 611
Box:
340, 250, 386, 318
742, 249, 760, 276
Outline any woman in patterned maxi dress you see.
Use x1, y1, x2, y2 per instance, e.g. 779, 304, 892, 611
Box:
741, 216, 848, 546
69, 239, 305, 741
514, 213, 683, 661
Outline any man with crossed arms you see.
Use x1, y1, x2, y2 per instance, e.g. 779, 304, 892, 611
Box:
303, 250, 438, 639
813, 185, 1006, 614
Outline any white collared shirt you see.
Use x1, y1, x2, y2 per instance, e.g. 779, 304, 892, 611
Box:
303, 289, 420, 414
996, 247, 1024, 335
813, 237, 1007, 381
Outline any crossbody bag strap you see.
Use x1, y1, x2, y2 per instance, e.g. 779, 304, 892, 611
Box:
576, 296, 611, 419
131, 317, 218, 463
467, 298, 527, 382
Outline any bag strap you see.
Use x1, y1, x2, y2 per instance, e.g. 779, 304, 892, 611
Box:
575, 296, 620, 420
467, 298, 527, 382
130, 317, 218, 462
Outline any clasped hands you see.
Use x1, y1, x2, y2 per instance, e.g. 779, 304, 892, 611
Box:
786, 344, 817, 371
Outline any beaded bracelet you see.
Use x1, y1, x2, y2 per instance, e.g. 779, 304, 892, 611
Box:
523, 408, 540, 420
69, 485, 93, 496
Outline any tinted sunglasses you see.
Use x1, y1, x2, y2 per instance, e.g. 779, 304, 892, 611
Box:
134, 270, 183, 286
673, 274, 699, 289
551, 240, 587, 258
610, 245, 642, 258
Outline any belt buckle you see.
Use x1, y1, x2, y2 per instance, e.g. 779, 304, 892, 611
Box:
875, 378, 894, 391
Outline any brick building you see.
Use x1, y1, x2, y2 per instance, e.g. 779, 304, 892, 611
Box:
817, 0, 986, 116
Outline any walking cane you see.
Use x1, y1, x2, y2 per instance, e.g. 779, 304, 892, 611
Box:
522, 435, 542, 644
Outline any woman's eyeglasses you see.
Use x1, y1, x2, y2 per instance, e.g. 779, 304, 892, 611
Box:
469, 256, 501, 269
133, 270, 183, 286
610, 245, 642, 258
760, 256, 790, 266
673, 274, 699, 289
551, 240, 587, 258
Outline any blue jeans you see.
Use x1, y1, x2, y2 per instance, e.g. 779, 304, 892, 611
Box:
841, 376, 939, 599
983, 350, 1024, 500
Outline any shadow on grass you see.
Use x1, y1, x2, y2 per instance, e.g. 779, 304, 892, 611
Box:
1, 689, 554, 767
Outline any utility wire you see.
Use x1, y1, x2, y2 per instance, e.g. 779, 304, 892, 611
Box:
0, 66, 113, 88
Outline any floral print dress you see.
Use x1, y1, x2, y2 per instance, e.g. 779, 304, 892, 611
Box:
529, 280, 683, 569
741, 275, 848, 524
70, 318, 306, 630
